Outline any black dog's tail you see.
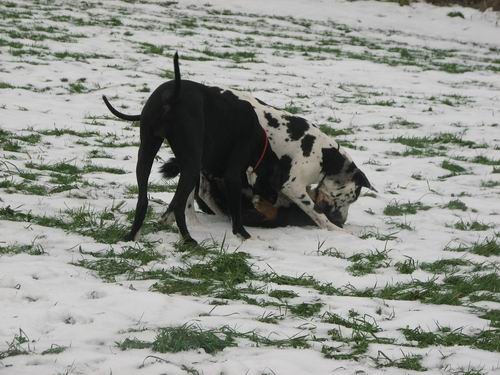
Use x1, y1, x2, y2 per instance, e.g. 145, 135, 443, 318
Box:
162, 52, 181, 114
160, 157, 180, 179
102, 95, 141, 122
173, 51, 180, 99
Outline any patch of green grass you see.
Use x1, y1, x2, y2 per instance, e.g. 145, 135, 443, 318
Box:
125, 182, 177, 195
26, 161, 126, 176
319, 124, 353, 137
0, 179, 50, 196
88, 149, 113, 158
19, 170, 39, 181
347, 249, 391, 276
153, 324, 235, 354
480, 310, 500, 328
441, 160, 466, 174
323, 310, 380, 333
65, 206, 128, 244
470, 156, 500, 166
451, 366, 487, 375
84, 164, 126, 175
263, 272, 317, 288
77, 243, 164, 282
182, 250, 254, 285
38, 128, 99, 137
153, 241, 257, 301
323, 326, 393, 361
448, 11, 465, 18
200, 48, 257, 63
26, 161, 80, 175
453, 219, 492, 231
160, 69, 175, 79
388, 118, 421, 129
420, 258, 470, 274
2, 140, 22, 152
0, 81, 15, 89
359, 229, 399, 241
386, 217, 415, 231
138, 42, 163, 55
151, 277, 212, 296
0, 242, 45, 256
392, 133, 478, 149
53, 51, 111, 61
290, 302, 322, 317
116, 338, 151, 350
402, 325, 499, 352
383, 201, 431, 216
41, 345, 67, 355
283, 103, 302, 114
437, 62, 472, 74
118, 324, 236, 354
445, 238, 499, 257
68, 82, 86, 93
351, 272, 500, 305
269, 289, 298, 300
0, 205, 127, 244
481, 180, 499, 188
444, 199, 467, 211
395, 257, 417, 274
0, 329, 31, 360
257, 312, 284, 324
0, 129, 41, 151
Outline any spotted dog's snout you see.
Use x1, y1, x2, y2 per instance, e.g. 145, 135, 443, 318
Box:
313, 201, 344, 228
325, 209, 344, 228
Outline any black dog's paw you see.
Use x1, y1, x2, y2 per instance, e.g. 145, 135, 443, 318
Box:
182, 235, 198, 246
123, 233, 135, 242
234, 227, 251, 240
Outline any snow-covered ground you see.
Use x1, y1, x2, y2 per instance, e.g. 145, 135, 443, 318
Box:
1, 0, 499, 374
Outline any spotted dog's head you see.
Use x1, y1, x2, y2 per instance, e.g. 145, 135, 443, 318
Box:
309, 147, 376, 227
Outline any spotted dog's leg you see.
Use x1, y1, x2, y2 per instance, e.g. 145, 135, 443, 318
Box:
198, 174, 225, 216
160, 204, 176, 226
282, 184, 342, 231
160, 187, 198, 225
185, 188, 199, 224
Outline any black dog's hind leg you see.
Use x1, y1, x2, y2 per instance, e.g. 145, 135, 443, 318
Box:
162, 167, 200, 244
160, 132, 203, 244
125, 135, 163, 241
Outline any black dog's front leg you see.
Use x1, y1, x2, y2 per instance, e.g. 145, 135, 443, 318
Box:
224, 169, 251, 240
125, 136, 163, 241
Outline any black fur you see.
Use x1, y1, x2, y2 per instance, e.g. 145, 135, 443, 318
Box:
103, 53, 281, 243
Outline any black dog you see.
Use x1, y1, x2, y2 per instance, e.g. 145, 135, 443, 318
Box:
102, 53, 281, 243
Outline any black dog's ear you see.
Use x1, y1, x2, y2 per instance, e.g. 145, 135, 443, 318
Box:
353, 169, 377, 192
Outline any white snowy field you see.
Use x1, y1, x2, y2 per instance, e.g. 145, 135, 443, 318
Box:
0, 0, 499, 374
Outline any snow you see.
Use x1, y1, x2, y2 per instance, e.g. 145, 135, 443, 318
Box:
1, 0, 499, 374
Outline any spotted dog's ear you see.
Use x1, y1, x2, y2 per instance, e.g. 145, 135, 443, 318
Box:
321, 148, 345, 176
353, 169, 377, 192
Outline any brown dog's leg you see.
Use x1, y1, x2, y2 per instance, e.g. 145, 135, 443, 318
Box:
253, 196, 278, 221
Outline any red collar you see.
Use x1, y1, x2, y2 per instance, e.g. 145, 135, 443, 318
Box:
252, 129, 268, 174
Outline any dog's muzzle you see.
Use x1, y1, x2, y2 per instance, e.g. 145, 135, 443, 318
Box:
314, 202, 345, 228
